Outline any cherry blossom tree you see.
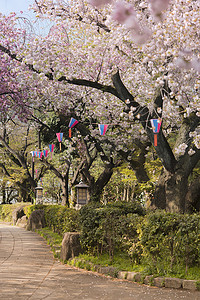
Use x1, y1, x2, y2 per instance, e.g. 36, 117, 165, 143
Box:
38, 110, 149, 204
31, 0, 200, 212
0, 0, 200, 212
0, 14, 31, 120
0, 118, 38, 202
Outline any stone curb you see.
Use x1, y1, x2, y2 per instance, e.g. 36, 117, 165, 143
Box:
117, 271, 199, 291
66, 260, 200, 292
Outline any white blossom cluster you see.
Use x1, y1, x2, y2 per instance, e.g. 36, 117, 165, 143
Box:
0, 0, 199, 164
174, 143, 188, 156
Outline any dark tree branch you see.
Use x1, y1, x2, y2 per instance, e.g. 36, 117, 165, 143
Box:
111, 70, 177, 173
0, 91, 16, 96
0, 162, 10, 177
58, 76, 121, 98
71, 160, 85, 186
42, 159, 64, 180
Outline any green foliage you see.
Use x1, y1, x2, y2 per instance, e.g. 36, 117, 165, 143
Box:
0, 203, 31, 223
196, 281, 200, 291
78, 206, 200, 279
37, 227, 63, 246
74, 253, 144, 272
24, 204, 45, 218
24, 204, 80, 235
79, 201, 145, 257
137, 211, 200, 276
42, 171, 60, 203
102, 164, 137, 203
2, 203, 200, 281
68, 257, 94, 271
44, 205, 80, 235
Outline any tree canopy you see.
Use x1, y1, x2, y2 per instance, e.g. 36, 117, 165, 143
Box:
0, 0, 199, 212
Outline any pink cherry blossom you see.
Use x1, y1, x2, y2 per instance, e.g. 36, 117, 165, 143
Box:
112, 1, 136, 24
112, 1, 151, 44
0, 0, 199, 213
87, 0, 113, 8
149, 0, 170, 19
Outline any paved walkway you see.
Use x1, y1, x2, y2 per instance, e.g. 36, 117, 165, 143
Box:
0, 224, 200, 300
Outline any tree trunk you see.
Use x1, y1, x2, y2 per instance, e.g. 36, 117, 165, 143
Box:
152, 168, 189, 213
126, 186, 130, 202
60, 177, 69, 206
2, 183, 6, 204
122, 188, 127, 202
185, 176, 200, 212
88, 166, 114, 202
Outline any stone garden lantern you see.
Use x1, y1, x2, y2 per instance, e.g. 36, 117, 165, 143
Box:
35, 182, 43, 204
75, 180, 89, 209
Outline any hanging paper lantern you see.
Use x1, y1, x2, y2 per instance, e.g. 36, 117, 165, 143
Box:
49, 144, 55, 160
68, 118, 78, 138
43, 150, 48, 158
56, 133, 63, 151
98, 124, 108, 136
31, 151, 36, 162
150, 118, 162, 146
56, 132, 63, 142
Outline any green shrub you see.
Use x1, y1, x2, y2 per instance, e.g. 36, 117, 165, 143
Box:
137, 211, 200, 276
43, 205, 80, 235
24, 204, 45, 218
0, 203, 31, 223
79, 201, 144, 257
176, 214, 200, 272
2, 202, 200, 281
24, 204, 80, 235
0, 205, 3, 218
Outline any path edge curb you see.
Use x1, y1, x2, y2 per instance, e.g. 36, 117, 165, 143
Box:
67, 258, 200, 292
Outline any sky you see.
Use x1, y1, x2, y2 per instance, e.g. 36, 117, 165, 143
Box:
0, 0, 34, 15
0, 0, 52, 35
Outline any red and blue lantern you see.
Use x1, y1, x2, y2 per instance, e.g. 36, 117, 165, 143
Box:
98, 124, 108, 136
68, 118, 78, 138
31, 151, 36, 162
150, 119, 162, 146
43, 150, 48, 158
49, 144, 55, 159
56, 133, 63, 151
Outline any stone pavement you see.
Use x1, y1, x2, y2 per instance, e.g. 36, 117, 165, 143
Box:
1, 224, 200, 300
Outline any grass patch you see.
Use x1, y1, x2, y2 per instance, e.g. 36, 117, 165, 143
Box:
36, 227, 63, 246
36, 227, 63, 258
31, 227, 200, 281
185, 266, 200, 280
67, 253, 200, 281
70, 253, 144, 273
164, 265, 200, 281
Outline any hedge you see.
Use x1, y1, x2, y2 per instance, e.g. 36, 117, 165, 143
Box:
1, 202, 200, 277
24, 204, 80, 235
78, 202, 145, 257
138, 211, 200, 275
78, 205, 200, 276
